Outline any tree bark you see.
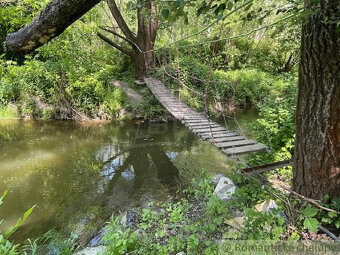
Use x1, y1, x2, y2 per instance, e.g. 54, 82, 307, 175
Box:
293, 0, 340, 199
105, 0, 157, 78
5, 0, 101, 55
133, 0, 157, 78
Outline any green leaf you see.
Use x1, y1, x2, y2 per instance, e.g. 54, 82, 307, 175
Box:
0, 190, 8, 205
227, 2, 233, 10
244, 2, 253, 12
23, 205, 36, 222
327, 211, 337, 218
303, 217, 319, 233
335, 219, 340, 228
161, 9, 170, 19
258, 17, 264, 25
302, 207, 318, 217
321, 217, 332, 224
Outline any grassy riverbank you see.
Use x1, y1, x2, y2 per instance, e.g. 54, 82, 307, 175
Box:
4, 165, 338, 255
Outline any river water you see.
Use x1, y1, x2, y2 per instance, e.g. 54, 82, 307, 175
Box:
0, 109, 257, 243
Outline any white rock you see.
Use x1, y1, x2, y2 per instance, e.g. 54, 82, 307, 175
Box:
213, 177, 236, 202
176, 252, 185, 255
74, 246, 105, 255
255, 199, 278, 213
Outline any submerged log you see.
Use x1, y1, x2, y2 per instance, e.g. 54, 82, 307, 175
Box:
5, 0, 101, 55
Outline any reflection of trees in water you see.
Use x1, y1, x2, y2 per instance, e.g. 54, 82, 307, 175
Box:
99, 121, 199, 193
0, 120, 197, 244
104, 142, 180, 192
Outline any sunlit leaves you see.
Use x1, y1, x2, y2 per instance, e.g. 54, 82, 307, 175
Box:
303, 218, 319, 233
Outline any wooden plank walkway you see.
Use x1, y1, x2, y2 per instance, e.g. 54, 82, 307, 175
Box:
144, 77, 267, 156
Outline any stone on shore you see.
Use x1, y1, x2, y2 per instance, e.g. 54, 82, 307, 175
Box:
213, 177, 236, 202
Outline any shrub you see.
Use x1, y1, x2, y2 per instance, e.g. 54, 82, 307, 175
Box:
101, 88, 128, 118
249, 76, 297, 165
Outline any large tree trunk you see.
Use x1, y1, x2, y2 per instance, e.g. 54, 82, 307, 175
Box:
104, 0, 158, 78
134, 50, 155, 78
5, 0, 101, 55
133, 0, 157, 78
293, 0, 340, 199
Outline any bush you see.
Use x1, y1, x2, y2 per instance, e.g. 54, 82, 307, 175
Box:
101, 88, 128, 118
244, 75, 297, 178
212, 69, 294, 107
67, 74, 105, 113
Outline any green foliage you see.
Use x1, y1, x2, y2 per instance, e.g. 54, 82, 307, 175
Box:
319, 196, 340, 230
228, 177, 271, 210
102, 217, 138, 255
247, 74, 297, 180
132, 89, 167, 119
101, 88, 128, 118
0, 105, 19, 119
39, 230, 77, 255
297, 205, 320, 233
0, 190, 35, 255
67, 74, 106, 113
240, 208, 286, 240
101, 172, 228, 254
213, 69, 290, 107
0, 4, 130, 120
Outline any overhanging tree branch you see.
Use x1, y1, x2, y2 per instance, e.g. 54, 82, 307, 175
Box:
5, 0, 101, 55
106, 0, 136, 42
97, 32, 133, 57
100, 27, 132, 45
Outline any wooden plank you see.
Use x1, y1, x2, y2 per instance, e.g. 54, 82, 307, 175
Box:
192, 127, 227, 133
186, 123, 220, 128
186, 123, 219, 127
195, 131, 232, 137
183, 119, 210, 123
215, 139, 256, 149
186, 119, 216, 123
183, 117, 209, 120
201, 132, 238, 138
183, 115, 206, 118
199, 130, 233, 135
207, 136, 246, 142
222, 144, 267, 156
188, 125, 221, 130
192, 126, 225, 130
242, 159, 292, 174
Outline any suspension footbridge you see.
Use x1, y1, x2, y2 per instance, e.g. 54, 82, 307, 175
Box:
144, 77, 267, 156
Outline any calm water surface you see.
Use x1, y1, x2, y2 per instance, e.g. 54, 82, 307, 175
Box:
0, 109, 257, 243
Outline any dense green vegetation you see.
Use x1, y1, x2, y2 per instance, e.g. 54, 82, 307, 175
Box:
1, 0, 339, 254
0, 0, 300, 121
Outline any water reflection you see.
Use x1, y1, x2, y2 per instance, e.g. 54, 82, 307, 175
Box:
0, 120, 231, 244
